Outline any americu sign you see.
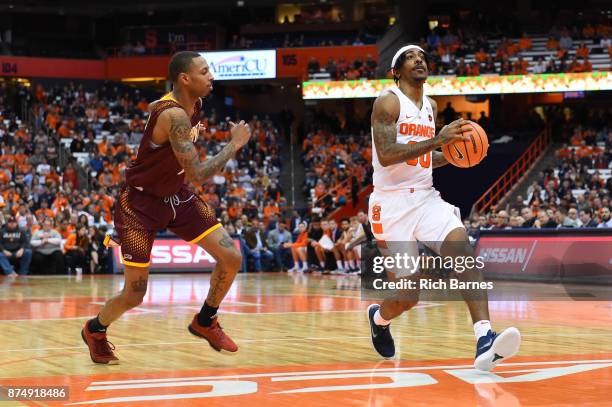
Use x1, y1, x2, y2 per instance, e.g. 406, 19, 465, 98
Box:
199, 50, 276, 80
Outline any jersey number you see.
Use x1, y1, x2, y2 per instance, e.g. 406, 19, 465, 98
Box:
405, 141, 431, 168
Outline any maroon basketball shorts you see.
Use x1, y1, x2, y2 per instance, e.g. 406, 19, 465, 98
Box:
114, 185, 221, 268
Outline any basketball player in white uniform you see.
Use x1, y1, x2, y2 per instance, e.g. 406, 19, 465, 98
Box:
366, 45, 521, 371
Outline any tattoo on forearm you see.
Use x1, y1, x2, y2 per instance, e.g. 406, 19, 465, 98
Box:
372, 108, 438, 167
131, 276, 148, 292
432, 151, 449, 168
168, 109, 237, 185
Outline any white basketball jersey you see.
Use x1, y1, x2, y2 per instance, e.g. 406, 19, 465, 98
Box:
371, 86, 436, 191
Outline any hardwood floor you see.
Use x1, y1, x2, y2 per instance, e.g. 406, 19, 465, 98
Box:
0, 272, 610, 406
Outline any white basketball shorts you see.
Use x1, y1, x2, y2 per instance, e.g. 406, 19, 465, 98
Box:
368, 187, 464, 256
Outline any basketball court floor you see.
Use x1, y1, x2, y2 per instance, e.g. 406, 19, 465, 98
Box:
1, 272, 610, 406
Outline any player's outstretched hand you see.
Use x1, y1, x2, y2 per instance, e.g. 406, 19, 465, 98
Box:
435, 118, 471, 146
229, 120, 251, 149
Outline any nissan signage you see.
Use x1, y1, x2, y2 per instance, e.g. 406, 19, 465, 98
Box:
199, 50, 276, 80
112, 238, 240, 272
476, 234, 612, 284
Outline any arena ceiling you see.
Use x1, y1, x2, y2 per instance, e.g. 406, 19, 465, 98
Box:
0, 0, 346, 17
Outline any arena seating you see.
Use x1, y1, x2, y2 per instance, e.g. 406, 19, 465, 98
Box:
0, 81, 286, 274
473, 119, 611, 231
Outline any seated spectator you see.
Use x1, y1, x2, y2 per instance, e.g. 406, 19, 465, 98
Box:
266, 220, 292, 271
597, 207, 612, 228
580, 209, 598, 227
563, 207, 582, 228
518, 32, 532, 50
284, 221, 308, 272
576, 43, 590, 58
0, 215, 32, 276
30, 218, 64, 274
244, 218, 273, 272
64, 224, 93, 274
533, 210, 557, 229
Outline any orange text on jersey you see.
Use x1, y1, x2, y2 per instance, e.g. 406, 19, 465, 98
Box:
399, 123, 435, 138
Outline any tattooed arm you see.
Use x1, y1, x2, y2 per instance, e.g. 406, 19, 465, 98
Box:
371, 93, 441, 167
161, 107, 251, 185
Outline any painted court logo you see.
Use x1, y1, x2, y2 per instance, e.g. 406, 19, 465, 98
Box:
57, 359, 612, 404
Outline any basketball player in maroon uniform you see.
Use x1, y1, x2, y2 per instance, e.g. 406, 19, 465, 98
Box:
81, 51, 250, 364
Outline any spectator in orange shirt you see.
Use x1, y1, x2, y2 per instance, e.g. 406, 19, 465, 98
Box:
519, 32, 532, 50
556, 48, 568, 59
284, 222, 308, 272
35, 200, 55, 220
45, 167, 61, 186
64, 225, 92, 274
580, 58, 592, 72
474, 48, 488, 63
546, 37, 559, 50
137, 98, 149, 112
576, 43, 590, 58
577, 141, 592, 158
96, 103, 109, 119
263, 201, 279, 219
468, 62, 480, 76
513, 57, 529, 75
568, 57, 581, 73
556, 144, 571, 159
46, 109, 59, 130
130, 114, 145, 133
58, 121, 71, 137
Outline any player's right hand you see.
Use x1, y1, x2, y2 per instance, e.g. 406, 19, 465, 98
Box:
435, 118, 471, 146
229, 120, 251, 148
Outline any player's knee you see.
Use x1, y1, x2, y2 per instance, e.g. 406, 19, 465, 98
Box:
221, 248, 242, 271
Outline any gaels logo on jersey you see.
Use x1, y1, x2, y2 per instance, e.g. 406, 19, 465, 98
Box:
399, 123, 435, 138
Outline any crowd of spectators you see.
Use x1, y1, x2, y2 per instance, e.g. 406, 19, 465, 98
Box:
307, 54, 378, 80
413, 22, 611, 77
301, 112, 373, 216
232, 210, 371, 274
469, 112, 612, 237
0, 79, 289, 275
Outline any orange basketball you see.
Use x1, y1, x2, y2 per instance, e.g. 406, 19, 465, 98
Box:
441, 120, 489, 168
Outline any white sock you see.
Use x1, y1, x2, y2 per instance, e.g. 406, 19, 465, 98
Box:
348, 260, 355, 269
474, 320, 492, 339
373, 309, 391, 326
320, 261, 325, 268
336, 260, 344, 270
301, 261, 309, 269
344, 261, 349, 269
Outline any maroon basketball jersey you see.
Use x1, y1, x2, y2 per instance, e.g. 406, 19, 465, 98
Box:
125, 94, 202, 197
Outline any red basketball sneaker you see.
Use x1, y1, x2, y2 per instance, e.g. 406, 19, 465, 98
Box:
81, 321, 119, 364
188, 314, 238, 352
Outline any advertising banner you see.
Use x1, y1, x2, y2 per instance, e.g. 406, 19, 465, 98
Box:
199, 50, 276, 80
476, 235, 612, 284
112, 238, 240, 273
